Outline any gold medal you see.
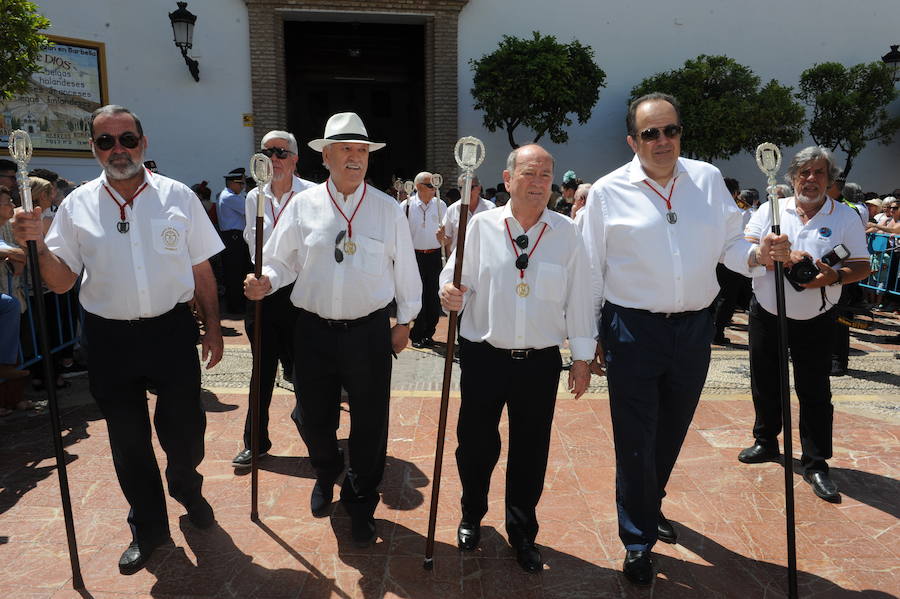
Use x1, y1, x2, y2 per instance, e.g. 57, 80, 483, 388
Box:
516, 282, 530, 297
344, 240, 357, 255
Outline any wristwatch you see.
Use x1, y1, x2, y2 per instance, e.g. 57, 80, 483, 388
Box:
829, 270, 843, 287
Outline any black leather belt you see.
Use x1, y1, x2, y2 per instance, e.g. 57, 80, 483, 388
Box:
415, 248, 441, 254
88, 302, 190, 324
300, 306, 387, 329
483, 341, 557, 360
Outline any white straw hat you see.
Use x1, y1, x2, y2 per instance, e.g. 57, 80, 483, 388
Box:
307, 112, 386, 152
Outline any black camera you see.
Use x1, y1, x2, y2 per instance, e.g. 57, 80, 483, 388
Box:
783, 244, 849, 292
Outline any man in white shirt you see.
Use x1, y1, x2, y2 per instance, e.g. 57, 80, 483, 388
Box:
437, 174, 495, 253
231, 130, 315, 469
13, 105, 224, 574
439, 144, 595, 573
244, 112, 420, 547
739, 146, 870, 503
400, 171, 445, 348
581, 92, 790, 586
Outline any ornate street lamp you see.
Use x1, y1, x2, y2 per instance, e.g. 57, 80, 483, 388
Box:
168, 2, 200, 82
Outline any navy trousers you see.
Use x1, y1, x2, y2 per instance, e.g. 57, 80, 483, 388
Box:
601, 302, 713, 551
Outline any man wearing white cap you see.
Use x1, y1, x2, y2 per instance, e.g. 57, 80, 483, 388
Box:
245, 112, 421, 546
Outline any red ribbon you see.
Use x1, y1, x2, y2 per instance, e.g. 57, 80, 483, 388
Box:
326, 180, 367, 238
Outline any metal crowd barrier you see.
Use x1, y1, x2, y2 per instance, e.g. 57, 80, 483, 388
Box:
859, 232, 900, 298
5, 271, 83, 373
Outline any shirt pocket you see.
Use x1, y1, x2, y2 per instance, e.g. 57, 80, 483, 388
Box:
534, 261, 566, 303
151, 218, 187, 255
356, 235, 385, 276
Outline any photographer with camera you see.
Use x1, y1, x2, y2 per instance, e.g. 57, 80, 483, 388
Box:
738, 146, 870, 503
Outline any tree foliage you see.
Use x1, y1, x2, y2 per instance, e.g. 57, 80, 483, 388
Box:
470, 32, 607, 148
0, 0, 51, 100
797, 61, 900, 179
630, 55, 805, 162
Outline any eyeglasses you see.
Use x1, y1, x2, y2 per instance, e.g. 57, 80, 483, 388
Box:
261, 147, 295, 159
334, 230, 346, 263
93, 132, 141, 151
513, 234, 529, 269
638, 124, 683, 142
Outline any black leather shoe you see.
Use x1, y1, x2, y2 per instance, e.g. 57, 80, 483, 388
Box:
351, 516, 377, 548
186, 495, 215, 529
738, 443, 779, 464
311, 479, 335, 517
457, 520, 481, 551
411, 339, 426, 349
830, 360, 848, 377
657, 513, 677, 544
513, 541, 542, 573
118, 538, 168, 575
232, 448, 268, 468
623, 550, 653, 586
804, 470, 840, 502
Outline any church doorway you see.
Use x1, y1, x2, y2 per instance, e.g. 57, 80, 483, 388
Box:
284, 19, 426, 190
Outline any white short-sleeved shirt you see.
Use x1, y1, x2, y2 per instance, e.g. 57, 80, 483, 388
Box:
400, 194, 445, 251
45, 170, 224, 320
744, 197, 870, 320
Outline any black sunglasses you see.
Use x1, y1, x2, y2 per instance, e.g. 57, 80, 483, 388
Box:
93, 132, 141, 151
334, 230, 346, 263
261, 147, 294, 159
513, 234, 529, 270
638, 124, 683, 142
420, 183, 434, 189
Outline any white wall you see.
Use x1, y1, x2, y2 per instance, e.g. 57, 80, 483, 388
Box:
32, 0, 254, 192
458, 0, 900, 193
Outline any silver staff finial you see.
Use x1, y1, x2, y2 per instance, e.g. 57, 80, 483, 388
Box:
454, 137, 485, 172
249, 153, 274, 187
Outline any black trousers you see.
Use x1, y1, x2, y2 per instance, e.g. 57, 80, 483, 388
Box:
410, 250, 442, 342
290, 306, 392, 519
830, 283, 859, 368
221, 230, 250, 313
713, 263, 751, 333
601, 302, 713, 551
748, 297, 835, 473
243, 282, 298, 453
84, 304, 205, 551
455, 339, 562, 546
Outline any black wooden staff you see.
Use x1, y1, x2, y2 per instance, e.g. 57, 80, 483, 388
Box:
248, 152, 274, 521
9, 130, 84, 589
755, 142, 797, 599
423, 137, 484, 570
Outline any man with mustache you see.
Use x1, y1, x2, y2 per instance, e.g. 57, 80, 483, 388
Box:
581, 92, 791, 586
12, 104, 224, 574
244, 112, 420, 546
738, 146, 870, 503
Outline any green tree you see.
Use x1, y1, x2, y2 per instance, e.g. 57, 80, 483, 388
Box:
797, 61, 900, 179
470, 32, 606, 148
630, 55, 805, 162
0, 0, 51, 100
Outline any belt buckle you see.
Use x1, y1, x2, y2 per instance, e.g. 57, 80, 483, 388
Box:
510, 349, 530, 360
327, 319, 350, 329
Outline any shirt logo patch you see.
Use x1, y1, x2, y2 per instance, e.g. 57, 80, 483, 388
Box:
161, 226, 180, 250
818, 227, 832, 238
